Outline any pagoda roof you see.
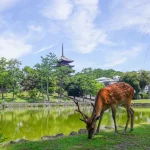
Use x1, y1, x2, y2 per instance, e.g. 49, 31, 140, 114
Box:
58, 56, 74, 63
58, 43, 74, 63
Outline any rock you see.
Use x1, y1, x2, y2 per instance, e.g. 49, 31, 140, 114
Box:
69, 131, 78, 136
41, 136, 56, 140
78, 129, 87, 134
105, 126, 113, 129
10, 141, 16, 144
55, 133, 64, 138
17, 139, 28, 143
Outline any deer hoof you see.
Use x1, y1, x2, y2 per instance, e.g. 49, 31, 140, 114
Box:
129, 129, 133, 132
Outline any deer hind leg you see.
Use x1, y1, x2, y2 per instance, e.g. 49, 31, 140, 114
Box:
129, 107, 134, 132
96, 111, 104, 134
111, 104, 118, 134
123, 106, 131, 134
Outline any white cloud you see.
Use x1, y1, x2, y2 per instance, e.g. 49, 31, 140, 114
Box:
0, 34, 32, 59
0, 0, 21, 12
108, 0, 150, 34
33, 44, 54, 54
28, 25, 42, 33
42, 0, 111, 54
67, 0, 112, 53
42, 0, 73, 20
104, 46, 142, 68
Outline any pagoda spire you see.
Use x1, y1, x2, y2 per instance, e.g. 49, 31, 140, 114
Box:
62, 43, 64, 56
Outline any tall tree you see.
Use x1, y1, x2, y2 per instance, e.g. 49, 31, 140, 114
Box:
120, 72, 141, 99
0, 57, 8, 99
138, 70, 150, 90
56, 66, 74, 98
41, 53, 57, 101
7, 59, 22, 100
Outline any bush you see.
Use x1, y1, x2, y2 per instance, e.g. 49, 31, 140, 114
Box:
28, 89, 38, 99
17, 93, 24, 98
140, 92, 149, 99
14, 90, 19, 95
48, 87, 55, 95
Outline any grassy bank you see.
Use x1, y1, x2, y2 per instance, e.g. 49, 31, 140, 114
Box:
132, 99, 150, 103
0, 92, 70, 103
0, 92, 150, 103
1, 124, 150, 150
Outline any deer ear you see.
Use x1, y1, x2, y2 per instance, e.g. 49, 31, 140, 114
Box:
95, 116, 100, 120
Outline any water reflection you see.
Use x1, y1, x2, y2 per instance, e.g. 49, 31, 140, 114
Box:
0, 107, 150, 141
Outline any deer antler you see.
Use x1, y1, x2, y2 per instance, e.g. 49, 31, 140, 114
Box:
73, 99, 88, 122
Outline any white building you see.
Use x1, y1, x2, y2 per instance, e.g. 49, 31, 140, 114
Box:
95, 76, 120, 86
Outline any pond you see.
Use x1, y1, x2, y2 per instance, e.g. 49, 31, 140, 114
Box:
0, 106, 150, 141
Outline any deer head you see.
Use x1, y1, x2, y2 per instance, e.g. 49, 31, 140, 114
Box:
74, 100, 100, 139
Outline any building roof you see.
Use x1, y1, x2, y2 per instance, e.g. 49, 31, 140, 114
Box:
95, 77, 115, 82
58, 56, 74, 63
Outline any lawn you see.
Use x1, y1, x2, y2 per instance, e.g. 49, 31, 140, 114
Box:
0, 92, 71, 103
1, 124, 150, 150
132, 99, 150, 103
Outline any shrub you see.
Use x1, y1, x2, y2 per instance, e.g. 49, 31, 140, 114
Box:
48, 87, 55, 95
28, 89, 38, 99
17, 93, 24, 98
140, 92, 149, 99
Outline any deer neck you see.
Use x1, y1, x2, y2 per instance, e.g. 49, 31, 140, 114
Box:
92, 96, 103, 117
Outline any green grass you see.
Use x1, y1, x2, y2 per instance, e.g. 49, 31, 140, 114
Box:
1, 124, 150, 150
0, 92, 71, 103
132, 99, 150, 103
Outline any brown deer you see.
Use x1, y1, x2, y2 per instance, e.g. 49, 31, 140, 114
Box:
74, 82, 134, 139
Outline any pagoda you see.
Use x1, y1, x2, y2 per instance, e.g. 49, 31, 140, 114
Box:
57, 44, 74, 68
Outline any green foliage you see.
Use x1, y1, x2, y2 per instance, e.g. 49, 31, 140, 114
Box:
17, 93, 24, 99
140, 92, 149, 99
0, 55, 150, 102
120, 71, 150, 99
28, 89, 38, 99
139, 70, 150, 90
48, 87, 55, 94
0, 133, 7, 144
67, 73, 104, 97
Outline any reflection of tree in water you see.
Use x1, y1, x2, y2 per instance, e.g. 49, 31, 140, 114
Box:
0, 107, 150, 141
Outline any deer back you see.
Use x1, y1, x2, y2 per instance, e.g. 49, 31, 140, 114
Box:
95, 82, 134, 108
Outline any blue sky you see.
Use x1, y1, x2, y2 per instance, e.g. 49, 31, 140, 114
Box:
0, 0, 150, 72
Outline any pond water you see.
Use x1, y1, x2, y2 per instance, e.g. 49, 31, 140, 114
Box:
0, 106, 150, 141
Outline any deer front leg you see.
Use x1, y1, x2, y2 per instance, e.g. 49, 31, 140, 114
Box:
96, 111, 104, 134
111, 104, 118, 134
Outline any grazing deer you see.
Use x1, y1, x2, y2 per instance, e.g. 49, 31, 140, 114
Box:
74, 82, 134, 139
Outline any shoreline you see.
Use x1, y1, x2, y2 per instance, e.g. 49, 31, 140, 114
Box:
1, 101, 150, 108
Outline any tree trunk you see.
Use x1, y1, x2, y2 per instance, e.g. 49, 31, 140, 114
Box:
1, 85, 4, 99
41, 83, 44, 100
59, 77, 63, 98
46, 78, 50, 101
12, 85, 15, 101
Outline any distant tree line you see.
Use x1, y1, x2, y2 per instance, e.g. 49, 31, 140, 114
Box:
0, 53, 150, 101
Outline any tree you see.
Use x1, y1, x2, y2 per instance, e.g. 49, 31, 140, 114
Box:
41, 53, 57, 101
56, 66, 74, 98
7, 59, 22, 100
0, 57, 9, 99
20, 66, 38, 91
138, 70, 150, 90
120, 72, 140, 99
67, 73, 104, 99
